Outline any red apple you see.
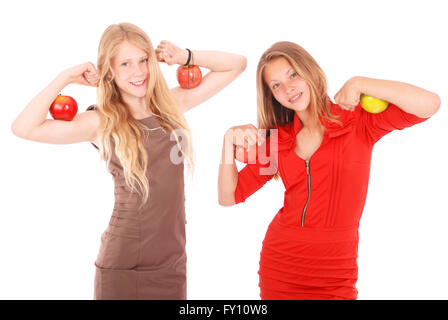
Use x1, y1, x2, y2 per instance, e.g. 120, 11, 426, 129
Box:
50, 95, 78, 121
177, 65, 202, 89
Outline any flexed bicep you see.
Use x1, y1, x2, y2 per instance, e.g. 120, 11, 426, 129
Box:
169, 50, 247, 113
18, 110, 100, 145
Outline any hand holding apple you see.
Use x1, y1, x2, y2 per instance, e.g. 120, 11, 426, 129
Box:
225, 124, 260, 164
235, 145, 258, 164
50, 95, 78, 121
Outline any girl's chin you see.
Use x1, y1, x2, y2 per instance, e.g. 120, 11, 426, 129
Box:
122, 89, 148, 99
294, 104, 309, 112
129, 85, 148, 96
283, 103, 309, 112
134, 92, 148, 98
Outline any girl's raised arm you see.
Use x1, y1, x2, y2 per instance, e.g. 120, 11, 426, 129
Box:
11, 62, 100, 144
156, 41, 247, 113
334, 76, 441, 118
218, 124, 261, 206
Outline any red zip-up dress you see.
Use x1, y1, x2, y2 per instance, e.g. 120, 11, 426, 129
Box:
234, 102, 428, 300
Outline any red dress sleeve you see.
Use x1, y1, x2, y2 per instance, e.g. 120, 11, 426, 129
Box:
234, 136, 278, 204
356, 103, 429, 144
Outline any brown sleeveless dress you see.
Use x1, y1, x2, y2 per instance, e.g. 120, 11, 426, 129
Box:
87, 106, 186, 300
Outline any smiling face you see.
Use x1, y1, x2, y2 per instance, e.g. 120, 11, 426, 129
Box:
263, 57, 311, 112
111, 41, 149, 102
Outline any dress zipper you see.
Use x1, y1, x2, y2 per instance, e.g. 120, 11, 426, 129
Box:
301, 159, 311, 227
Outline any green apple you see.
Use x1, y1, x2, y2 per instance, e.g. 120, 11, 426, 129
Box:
360, 94, 389, 113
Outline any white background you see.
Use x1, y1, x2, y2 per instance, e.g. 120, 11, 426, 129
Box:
1, 0, 447, 300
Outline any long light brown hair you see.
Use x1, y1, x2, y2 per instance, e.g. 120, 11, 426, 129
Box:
95, 23, 193, 204
256, 41, 339, 131
256, 41, 339, 179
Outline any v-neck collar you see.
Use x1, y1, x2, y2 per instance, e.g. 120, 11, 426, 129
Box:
275, 102, 356, 154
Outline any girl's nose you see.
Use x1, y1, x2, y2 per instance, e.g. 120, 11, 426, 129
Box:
133, 66, 145, 76
285, 84, 295, 95
130, 61, 147, 77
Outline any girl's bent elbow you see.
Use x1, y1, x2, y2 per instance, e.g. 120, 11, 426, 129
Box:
239, 56, 248, 72
11, 123, 26, 139
421, 93, 441, 118
218, 197, 236, 207
431, 93, 441, 114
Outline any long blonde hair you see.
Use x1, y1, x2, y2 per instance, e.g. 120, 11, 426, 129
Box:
95, 22, 193, 204
256, 41, 339, 131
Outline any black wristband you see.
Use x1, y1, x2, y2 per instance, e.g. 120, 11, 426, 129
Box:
184, 48, 192, 66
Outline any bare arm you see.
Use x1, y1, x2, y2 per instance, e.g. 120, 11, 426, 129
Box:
335, 76, 441, 118
11, 63, 100, 144
156, 41, 247, 113
218, 124, 259, 206
218, 132, 238, 206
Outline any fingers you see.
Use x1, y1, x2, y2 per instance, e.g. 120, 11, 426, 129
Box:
243, 125, 258, 148
157, 40, 176, 54
334, 80, 360, 112
156, 48, 171, 64
226, 124, 266, 163
231, 124, 259, 149
339, 104, 355, 111
64, 62, 100, 87
336, 100, 356, 111
157, 40, 169, 49
233, 126, 261, 164
246, 129, 258, 147
82, 62, 99, 87
257, 130, 267, 146
234, 145, 246, 163
83, 72, 99, 87
85, 62, 97, 73
334, 93, 358, 111
156, 40, 184, 65
155, 49, 165, 62
156, 40, 172, 64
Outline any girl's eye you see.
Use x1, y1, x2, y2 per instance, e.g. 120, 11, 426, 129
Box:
272, 83, 280, 90
121, 62, 129, 67
291, 72, 298, 79
141, 58, 148, 63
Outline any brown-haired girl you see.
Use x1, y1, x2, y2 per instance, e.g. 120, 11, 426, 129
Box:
218, 41, 440, 299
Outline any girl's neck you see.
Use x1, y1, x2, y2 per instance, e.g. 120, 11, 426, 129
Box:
296, 109, 320, 130
123, 94, 149, 118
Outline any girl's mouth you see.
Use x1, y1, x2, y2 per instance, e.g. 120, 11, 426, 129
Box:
288, 92, 303, 103
130, 79, 146, 87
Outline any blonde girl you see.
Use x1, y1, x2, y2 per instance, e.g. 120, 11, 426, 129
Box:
12, 22, 246, 300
